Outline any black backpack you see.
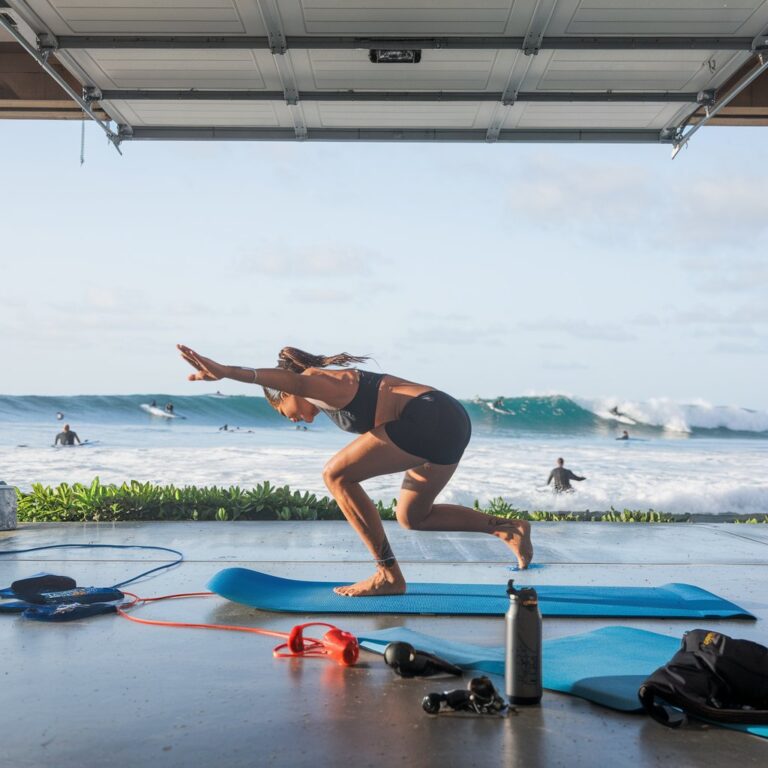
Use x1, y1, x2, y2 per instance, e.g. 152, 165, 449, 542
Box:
639, 629, 768, 727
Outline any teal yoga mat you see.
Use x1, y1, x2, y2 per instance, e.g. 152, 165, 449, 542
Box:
207, 568, 754, 619
358, 626, 768, 739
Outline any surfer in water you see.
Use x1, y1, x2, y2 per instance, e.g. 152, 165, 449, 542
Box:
546, 457, 586, 493
177, 344, 533, 597
54, 424, 81, 447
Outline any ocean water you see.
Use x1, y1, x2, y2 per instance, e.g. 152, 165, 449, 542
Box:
1, 393, 767, 516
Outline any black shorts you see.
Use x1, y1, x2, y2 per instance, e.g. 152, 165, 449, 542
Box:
384, 391, 471, 465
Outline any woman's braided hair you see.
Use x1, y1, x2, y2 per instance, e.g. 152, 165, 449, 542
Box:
263, 346, 369, 407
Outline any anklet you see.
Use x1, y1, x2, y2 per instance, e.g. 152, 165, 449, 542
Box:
374, 540, 396, 568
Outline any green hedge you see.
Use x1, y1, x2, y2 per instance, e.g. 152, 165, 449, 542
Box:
16, 479, 383, 523
14, 479, 768, 524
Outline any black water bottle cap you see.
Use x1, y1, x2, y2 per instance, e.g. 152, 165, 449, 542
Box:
507, 579, 538, 604
520, 589, 539, 607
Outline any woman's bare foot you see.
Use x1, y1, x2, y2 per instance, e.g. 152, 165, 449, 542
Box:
334, 565, 406, 597
492, 519, 534, 570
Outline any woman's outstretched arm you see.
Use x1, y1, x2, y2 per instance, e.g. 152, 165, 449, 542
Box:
177, 344, 349, 402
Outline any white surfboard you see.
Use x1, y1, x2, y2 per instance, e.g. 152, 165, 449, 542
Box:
140, 404, 186, 419
598, 410, 637, 425
485, 400, 515, 415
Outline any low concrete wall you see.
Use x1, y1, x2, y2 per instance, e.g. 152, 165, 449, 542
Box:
0, 482, 17, 530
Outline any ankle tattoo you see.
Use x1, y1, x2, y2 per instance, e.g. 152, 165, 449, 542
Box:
374, 540, 397, 568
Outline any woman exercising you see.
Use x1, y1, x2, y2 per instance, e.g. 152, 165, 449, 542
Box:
178, 344, 533, 597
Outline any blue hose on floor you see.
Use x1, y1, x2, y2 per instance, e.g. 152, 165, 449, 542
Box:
0, 543, 184, 588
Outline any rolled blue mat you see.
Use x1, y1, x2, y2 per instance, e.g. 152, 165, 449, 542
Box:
207, 568, 754, 619
358, 626, 768, 739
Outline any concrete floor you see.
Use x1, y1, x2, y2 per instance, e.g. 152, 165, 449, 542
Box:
1, 521, 767, 768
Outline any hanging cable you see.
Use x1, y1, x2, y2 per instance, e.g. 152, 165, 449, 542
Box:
0, 13, 122, 154
80, 115, 86, 165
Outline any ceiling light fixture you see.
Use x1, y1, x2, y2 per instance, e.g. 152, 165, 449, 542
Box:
368, 49, 422, 64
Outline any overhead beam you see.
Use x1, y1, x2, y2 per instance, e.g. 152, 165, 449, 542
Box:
699, 113, 768, 125
0, 42, 107, 117
0, 106, 90, 118
0, 14, 120, 146
520, 0, 560, 56
125, 126, 669, 143
687, 58, 768, 124
672, 51, 768, 156
50, 35, 761, 52
488, 0, 558, 141
255, 0, 306, 138
100, 89, 698, 104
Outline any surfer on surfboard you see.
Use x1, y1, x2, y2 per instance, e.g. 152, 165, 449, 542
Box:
178, 343, 533, 597
54, 424, 81, 446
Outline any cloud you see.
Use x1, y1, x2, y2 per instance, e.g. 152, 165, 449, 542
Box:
679, 255, 768, 296
48, 287, 152, 317
542, 361, 589, 370
292, 287, 356, 304
512, 155, 653, 224
239, 244, 381, 278
711, 340, 768, 356
84, 288, 121, 311
414, 324, 505, 345
519, 319, 637, 342
693, 325, 762, 340
5, 283, 238, 352
394, 313, 506, 347
509, 153, 767, 256
673, 302, 768, 328
631, 313, 663, 327
679, 179, 766, 234
626, 299, 768, 344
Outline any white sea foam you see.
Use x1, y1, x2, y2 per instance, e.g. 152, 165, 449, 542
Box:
4, 432, 767, 517
574, 396, 768, 434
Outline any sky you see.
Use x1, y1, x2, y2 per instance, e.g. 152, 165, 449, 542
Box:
1, 120, 766, 409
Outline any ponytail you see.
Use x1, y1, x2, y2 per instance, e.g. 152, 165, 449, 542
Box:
263, 347, 369, 407
276, 347, 369, 373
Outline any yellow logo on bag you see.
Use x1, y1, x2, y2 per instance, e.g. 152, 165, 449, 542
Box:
702, 632, 718, 646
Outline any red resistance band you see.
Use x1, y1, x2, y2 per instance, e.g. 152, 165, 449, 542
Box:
274, 622, 359, 666
117, 591, 359, 667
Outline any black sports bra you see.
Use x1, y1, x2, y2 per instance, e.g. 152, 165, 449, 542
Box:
320, 370, 385, 434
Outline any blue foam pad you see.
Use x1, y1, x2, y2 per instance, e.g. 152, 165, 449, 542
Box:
358, 626, 768, 738
207, 568, 754, 619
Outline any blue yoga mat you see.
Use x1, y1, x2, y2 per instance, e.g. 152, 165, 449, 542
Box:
358, 626, 768, 739
207, 568, 754, 619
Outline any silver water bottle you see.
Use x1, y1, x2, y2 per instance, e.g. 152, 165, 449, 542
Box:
505, 579, 542, 705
